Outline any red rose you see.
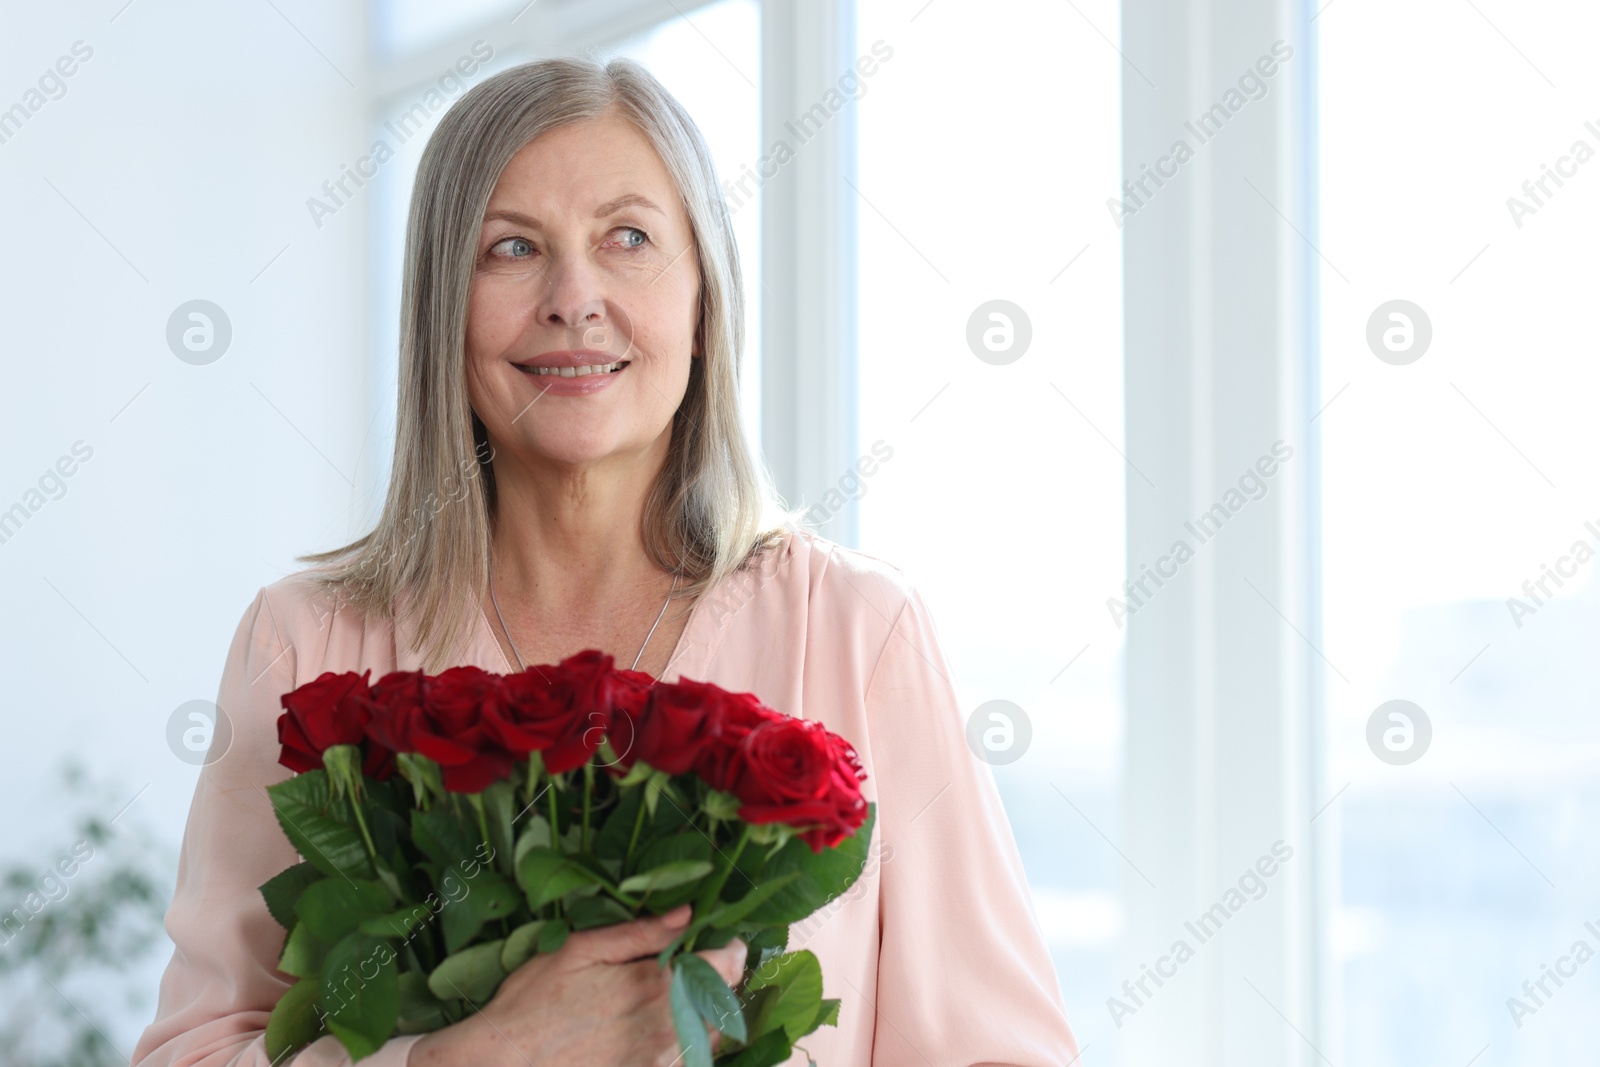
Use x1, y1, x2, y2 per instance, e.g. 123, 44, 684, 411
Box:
488, 652, 620, 775
732, 716, 830, 804
543, 652, 618, 774
824, 731, 868, 795
364, 667, 513, 793
690, 690, 781, 792
600, 668, 657, 771
731, 717, 867, 852
487, 670, 568, 758
611, 668, 656, 720
627, 678, 728, 775
609, 677, 783, 786
277, 670, 393, 780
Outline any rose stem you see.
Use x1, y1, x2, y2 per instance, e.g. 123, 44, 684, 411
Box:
470, 795, 492, 861
685, 825, 751, 952
625, 794, 648, 870
348, 796, 379, 866
547, 781, 561, 854
581, 763, 593, 853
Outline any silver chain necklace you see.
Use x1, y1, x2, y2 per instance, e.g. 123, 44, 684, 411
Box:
488, 556, 680, 673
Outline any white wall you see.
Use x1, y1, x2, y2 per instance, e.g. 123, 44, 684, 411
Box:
0, 0, 371, 1045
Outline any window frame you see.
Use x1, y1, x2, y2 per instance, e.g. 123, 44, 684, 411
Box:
1118, 1, 1325, 1064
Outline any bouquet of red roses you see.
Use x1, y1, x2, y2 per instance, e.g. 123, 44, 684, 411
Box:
258, 651, 873, 1066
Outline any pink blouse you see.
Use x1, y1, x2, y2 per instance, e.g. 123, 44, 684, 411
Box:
132, 529, 1079, 1066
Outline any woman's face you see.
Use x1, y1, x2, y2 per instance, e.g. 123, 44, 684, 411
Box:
465, 110, 701, 474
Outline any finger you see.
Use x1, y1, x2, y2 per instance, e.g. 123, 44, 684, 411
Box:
695, 936, 747, 989
565, 905, 692, 965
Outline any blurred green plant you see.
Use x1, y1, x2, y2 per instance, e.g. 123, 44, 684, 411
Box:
0, 761, 172, 1067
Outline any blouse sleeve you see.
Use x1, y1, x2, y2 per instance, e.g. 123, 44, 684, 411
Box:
131, 587, 424, 1067
863, 586, 1080, 1066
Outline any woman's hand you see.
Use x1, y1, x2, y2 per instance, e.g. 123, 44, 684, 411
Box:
406, 904, 746, 1066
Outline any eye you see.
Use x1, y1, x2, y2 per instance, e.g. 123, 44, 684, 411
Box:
488, 236, 535, 259
608, 226, 649, 251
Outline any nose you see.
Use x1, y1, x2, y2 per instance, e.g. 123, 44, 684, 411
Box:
535, 253, 610, 345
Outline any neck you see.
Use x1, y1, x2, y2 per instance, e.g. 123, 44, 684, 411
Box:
486, 436, 676, 618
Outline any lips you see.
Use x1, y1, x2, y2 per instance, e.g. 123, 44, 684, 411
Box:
509, 350, 631, 397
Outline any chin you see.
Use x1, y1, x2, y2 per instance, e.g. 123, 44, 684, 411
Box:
520, 429, 637, 468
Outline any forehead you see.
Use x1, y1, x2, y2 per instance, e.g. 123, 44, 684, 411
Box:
486, 110, 683, 219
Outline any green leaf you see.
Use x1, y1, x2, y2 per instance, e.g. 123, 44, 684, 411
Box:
706, 873, 800, 930
745, 925, 789, 955
668, 960, 715, 1067
395, 752, 446, 807
652, 876, 800, 970
358, 903, 434, 940
674, 953, 746, 1041
371, 852, 406, 904
512, 815, 553, 871
691, 925, 740, 950
562, 880, 603, 903
480, 781, 517, 876
296, 878, 392, 943
438, 899, 479, 958
743, 804, 875, 926
412, 806, 476, 869
595, 787, 642, 860
267, 772, 375, 880
517, 846, 604, 910
701, 788, 741, 822
427, 940, 507, 1003
499, 920, 546, 971
566, 895, 634, 930
279, 920, 330, 979
812, 997, 841, 1029
631, 833, 714, 876
260, 862, 323, 930
746, 926, 791, 978
745, 950, 824, 1042
618, 859, 714, 895
538, 918, 570, 954
469, 870, 523, 917
625, 833, 714, 913
264, 977, 325, 1063
320, 932, 399, 1060
395, 971, 450, 1034
439, 872, 521, 954
617, 759, 656, 787
368, 802, 408, 866
718, 1028, 792, 1067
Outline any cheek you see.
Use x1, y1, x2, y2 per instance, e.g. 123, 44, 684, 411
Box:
628, 270, 700, 359
465, 282, 519, 358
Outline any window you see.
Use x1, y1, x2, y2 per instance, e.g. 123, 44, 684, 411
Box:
1319, 5, 1600, 1063
856, 0, 1124, 1052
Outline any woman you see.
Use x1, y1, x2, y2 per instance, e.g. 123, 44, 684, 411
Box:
132, 57, 1077, 1066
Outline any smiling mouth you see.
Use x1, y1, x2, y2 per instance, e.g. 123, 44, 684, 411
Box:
517, 360, 630, 378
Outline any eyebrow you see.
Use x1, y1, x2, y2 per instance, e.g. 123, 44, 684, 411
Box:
482, 194, 665, 230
